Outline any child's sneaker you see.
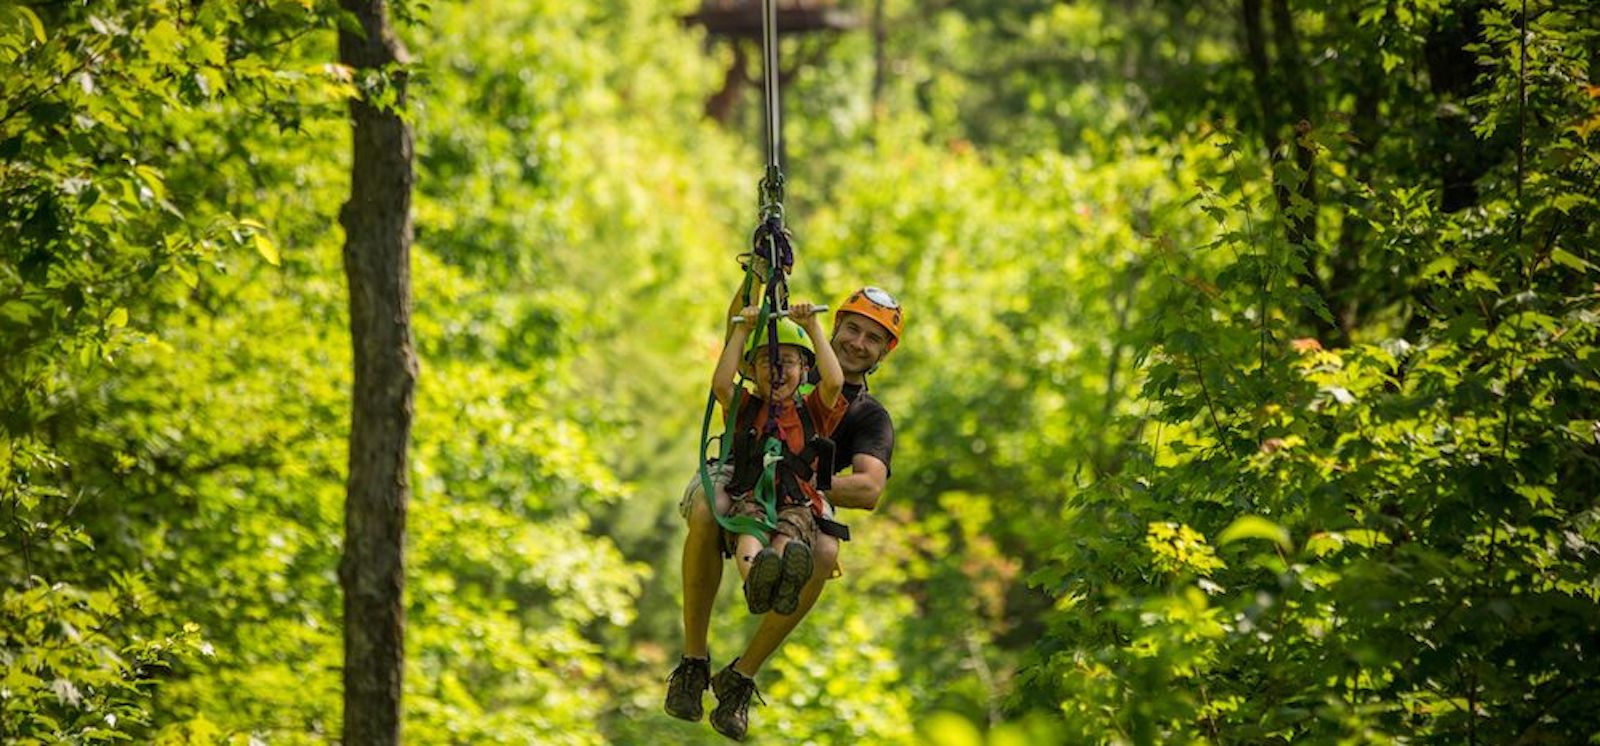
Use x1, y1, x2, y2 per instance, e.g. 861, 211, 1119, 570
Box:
743, 546, 781, 615
771, 540, 812, 615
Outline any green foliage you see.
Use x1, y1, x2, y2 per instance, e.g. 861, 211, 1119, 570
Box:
4, 1, 670, 742
6, 0, 1599, 742
1, 577, 210, 742
1024, 1, 1600, 741
1, 1, 334, 739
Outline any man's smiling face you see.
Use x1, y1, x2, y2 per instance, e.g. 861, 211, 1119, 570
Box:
831, 312, 892, 376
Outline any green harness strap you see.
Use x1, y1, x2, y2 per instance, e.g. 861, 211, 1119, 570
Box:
697, 281, 783, 540
697, 388, 782, 539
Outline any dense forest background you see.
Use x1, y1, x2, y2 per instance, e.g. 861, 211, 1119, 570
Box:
4, 0, 1599, 743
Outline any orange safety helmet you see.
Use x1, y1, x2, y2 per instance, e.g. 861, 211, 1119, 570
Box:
835, 286, 904, 351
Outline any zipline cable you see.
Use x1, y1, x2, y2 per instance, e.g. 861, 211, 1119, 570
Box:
759, 0, 785, 219
761, 0, 782, 184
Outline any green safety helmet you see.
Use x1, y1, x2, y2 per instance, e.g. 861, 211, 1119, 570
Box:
743, 317, 816, 366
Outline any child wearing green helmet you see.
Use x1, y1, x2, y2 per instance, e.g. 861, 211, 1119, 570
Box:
711, 302, 846, 616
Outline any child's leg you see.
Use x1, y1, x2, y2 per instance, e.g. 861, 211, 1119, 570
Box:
741, 532, 783, 616
725, 486, 772, 580
734, 533, 766, 581
770, 505, 816, 616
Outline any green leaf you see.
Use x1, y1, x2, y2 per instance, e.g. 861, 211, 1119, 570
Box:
1421, 256, 1458, 279
134, 164, 168, 202
13, 5, 47, 43
1381, 50, 1403, 73
1217, 515, 1292, 551
1, 299, 35, 323
919, 711, 984, 746
187, 34, 226, 66
1550, 248, 1590, 272
252, 233, 281, 266
143, 19, 182, 66
107, 307, 128, 328
1305, 532, 1344, 557
1463, 270, 1499, 293
1551, 192, 1593, 214
1344, 529, 1389, 548
1513, 484, 1555, 508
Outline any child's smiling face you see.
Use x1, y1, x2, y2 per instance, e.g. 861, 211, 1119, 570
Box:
750, 345, 808, 400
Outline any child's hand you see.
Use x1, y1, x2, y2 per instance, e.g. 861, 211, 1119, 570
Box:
788, 302, 819, 326
738, 305, 760, 327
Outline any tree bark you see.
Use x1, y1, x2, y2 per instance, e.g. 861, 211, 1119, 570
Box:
1268, 0, 1317, 250
1239, 0, 1282, 160
706, 42, 749, 124
336, 0, 416, 744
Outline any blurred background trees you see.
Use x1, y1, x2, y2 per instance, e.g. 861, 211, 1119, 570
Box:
3, 0, 1597, 743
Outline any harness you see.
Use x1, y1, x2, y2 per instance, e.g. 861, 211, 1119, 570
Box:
725, 392, 836, 509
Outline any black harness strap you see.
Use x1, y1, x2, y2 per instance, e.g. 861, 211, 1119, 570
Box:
726, 392, 837, 507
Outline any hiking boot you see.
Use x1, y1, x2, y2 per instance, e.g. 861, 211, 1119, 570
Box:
710, 659, 765, 741
771, 539, 813, 616
663, 655, 711, 722
744, 546, 781, 615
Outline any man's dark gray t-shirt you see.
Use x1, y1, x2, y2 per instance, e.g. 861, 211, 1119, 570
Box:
829, 381, 894, 477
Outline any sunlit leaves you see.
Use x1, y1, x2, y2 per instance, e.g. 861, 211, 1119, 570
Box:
1017, 0, 1600, 740
1216, 515, 1292, 552
1144, 522, 1225, 577
1, 580, 209, 742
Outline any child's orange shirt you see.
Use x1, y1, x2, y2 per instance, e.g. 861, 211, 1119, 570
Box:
730, 387, 848, 514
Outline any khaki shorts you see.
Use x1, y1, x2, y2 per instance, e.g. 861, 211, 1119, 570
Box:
680, 462, 831, 555
679, 462, 734, 520
726, 498, 817, 549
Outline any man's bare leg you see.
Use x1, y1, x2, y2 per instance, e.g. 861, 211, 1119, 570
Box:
731, 532, 839, 677
681, 485, 728, 658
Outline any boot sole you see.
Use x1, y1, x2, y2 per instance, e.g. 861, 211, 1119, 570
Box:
745, 549, 781, 615
771, 541, 813, 616
663, 701, 703, 722
710, 714, 747, 742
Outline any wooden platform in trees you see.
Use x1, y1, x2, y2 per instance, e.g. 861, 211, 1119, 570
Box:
684, 0, 860, 37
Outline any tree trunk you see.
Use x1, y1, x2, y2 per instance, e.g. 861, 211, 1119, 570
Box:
1239, 0, 1282, 160
336, 0, 416, 744
1268, 0, 1317, 250
706, 42, 749, 124
1240, 0, 1340, 342
871, 0, 887, 124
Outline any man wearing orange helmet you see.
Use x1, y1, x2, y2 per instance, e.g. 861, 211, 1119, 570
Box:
818, 286, 902, 513
667, 284, 903, 741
